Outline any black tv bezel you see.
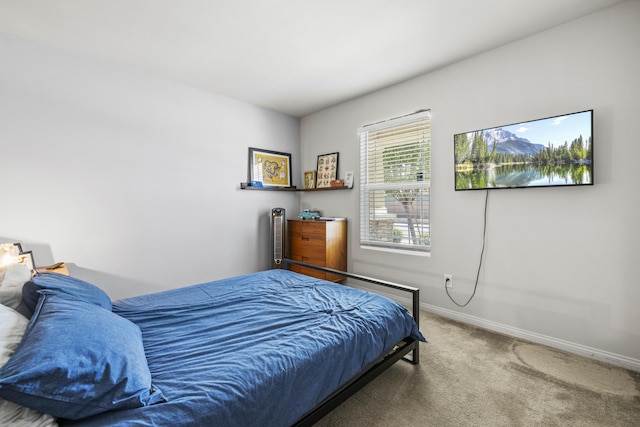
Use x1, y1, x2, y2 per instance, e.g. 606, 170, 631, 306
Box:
453, 109, 594, 191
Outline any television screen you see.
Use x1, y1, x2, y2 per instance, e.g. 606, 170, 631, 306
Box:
454, 110, 593, 190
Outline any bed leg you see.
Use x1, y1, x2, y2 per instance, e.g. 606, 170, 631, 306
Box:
411, 343, 419, 364
410, 288, 420, 364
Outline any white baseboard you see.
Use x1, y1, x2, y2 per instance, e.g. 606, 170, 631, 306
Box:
421, 303, 640, 373
348, 282, 640, 373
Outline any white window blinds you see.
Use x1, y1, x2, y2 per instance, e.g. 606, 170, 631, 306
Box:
359, 110, 431, 253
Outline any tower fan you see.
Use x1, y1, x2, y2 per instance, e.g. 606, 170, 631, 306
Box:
271, 208, 285, 269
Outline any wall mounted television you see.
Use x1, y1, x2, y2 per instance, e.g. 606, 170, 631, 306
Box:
454, 110, 593, 191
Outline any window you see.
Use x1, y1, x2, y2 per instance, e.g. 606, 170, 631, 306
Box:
359, 110, 431, 253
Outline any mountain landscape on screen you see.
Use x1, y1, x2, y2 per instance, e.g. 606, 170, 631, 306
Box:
481, 128, 545, 156
454, 110, 593, 190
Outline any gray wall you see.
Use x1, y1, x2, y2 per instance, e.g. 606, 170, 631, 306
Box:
300, 1, 640, 369
0, 33, 301, 299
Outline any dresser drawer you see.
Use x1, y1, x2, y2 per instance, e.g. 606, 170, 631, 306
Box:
290, 264, 326, 280
290, 253, 324, 264
289, 255, 327, 279
290, 235, 326, 257
289, 220, 326, 239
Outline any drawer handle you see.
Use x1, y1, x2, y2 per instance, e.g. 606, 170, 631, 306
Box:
302, 237, 310, 241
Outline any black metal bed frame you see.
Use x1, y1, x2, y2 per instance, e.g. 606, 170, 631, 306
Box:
282, 259, 421, 427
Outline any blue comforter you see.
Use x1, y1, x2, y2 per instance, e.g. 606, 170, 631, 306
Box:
62, 269, 424, 427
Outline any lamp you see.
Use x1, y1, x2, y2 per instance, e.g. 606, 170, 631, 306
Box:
0, 243, 20, 267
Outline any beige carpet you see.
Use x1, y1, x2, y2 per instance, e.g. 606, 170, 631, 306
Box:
315, 311, 640, 426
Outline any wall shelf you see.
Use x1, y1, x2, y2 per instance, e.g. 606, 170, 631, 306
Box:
240, 185, 298, 191
299, 186, 351, 192
240, 183, 351, 192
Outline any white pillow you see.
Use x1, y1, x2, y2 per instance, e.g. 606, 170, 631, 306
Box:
0, 303, 28, 365
0, 264, 32, 316
0, 303, 58, 427
0, 263, 31, 289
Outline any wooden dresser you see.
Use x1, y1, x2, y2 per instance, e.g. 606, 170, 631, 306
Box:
287, 219, 347, 282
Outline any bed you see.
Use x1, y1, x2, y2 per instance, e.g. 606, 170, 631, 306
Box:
0, 261, 425, 426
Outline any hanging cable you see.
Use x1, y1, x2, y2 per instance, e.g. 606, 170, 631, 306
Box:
446, 190, 489, 307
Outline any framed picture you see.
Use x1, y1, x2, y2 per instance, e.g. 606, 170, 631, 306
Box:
248, 147, 292, 187
316, 152, 339, 188
304, 171, 316, 189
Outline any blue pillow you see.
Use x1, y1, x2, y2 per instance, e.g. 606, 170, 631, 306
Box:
22, 272, 112, 312
0, 292, 165, 420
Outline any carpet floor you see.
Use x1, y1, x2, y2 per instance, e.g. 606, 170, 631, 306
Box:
314, 311, 640, 426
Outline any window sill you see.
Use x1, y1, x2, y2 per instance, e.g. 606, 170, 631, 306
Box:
360, 245, 431, 257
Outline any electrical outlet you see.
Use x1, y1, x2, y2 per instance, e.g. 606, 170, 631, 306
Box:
444, 274, 453, 289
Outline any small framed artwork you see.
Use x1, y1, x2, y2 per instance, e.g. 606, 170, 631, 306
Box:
344, 171, 354, 188
304, 171, 316, 189
248, 147, 292, 187
316, 152, 339, 188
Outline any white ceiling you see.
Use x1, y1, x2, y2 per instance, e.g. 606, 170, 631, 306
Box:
0, 0, 626, 117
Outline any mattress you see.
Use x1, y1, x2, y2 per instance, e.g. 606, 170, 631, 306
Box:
61, 269, 424, 427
